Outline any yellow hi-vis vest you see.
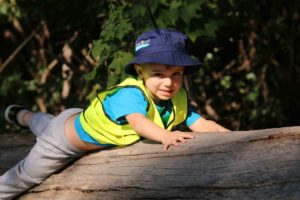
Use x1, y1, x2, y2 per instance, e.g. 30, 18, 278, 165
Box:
79, 76, 188, 146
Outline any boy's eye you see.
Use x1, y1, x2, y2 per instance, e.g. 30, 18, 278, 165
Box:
173, 72, 183, 77
151, 71, 183, 78
153, 73, 164, 77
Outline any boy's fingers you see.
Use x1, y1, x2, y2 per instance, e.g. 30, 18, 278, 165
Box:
172, 141, 179, 146
218, 127, 230, 132
163, 134, 193, 151
177, 137, 186, 143
180, 133, 195, 139
163, 144, 169, 151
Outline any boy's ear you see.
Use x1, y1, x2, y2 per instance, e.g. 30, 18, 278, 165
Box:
134, 64, 143, 77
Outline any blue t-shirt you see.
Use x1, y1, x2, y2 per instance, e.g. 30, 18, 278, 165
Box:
76, 88, 201, 145
102, 88, 201, 126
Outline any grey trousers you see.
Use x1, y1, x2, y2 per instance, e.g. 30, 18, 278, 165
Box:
0, 108, 86, 200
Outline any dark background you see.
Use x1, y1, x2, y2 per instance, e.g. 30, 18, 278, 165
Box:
0, 0, 299, 132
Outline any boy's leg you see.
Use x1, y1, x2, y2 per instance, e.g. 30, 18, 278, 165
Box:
28, 112, 54, 137
0, 139, 78, 199
4, 105, 55, 137
0, 108, 85, 200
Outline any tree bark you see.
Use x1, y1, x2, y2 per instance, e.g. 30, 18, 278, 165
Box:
1, 126, 300, 199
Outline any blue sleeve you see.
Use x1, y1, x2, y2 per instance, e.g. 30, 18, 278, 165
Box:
185, 104, 201, 127
102, 88, 148, 124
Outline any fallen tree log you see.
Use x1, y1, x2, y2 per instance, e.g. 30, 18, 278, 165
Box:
1, 126, 300, 199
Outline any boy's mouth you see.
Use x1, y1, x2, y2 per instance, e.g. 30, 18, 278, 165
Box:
158, 89, 173, 97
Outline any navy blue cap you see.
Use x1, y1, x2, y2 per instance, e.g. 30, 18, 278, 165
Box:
125, 28, 202, 75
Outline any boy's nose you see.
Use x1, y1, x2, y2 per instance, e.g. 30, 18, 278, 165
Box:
163, 77, 172, 87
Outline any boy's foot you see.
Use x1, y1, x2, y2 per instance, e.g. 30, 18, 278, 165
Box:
4, 105, 29, 128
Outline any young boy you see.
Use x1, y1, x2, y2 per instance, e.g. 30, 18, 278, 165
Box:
0, 28, 228, 199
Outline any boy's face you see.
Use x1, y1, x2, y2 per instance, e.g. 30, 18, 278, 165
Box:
135, 64, 184, 102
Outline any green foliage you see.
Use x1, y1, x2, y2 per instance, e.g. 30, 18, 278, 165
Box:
0, 0, 299, 133
0, 73, 21, 95
89, 0, 300, 130
107, 51, 133, 87
0, 0, 21, 21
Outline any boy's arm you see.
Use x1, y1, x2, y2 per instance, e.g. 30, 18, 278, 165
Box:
189, 117, 230, 132
126, 113, 194, 150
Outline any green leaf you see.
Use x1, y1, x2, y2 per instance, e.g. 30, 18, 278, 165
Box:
247, 91, 258, 102
91, 41, 111, 61
170, 0, 182, 10
107, 51, 133, 87
188, 29, 203, 42
131, 4, 146, 18
83, 67, 98, 82
115, 19, 133, 40
180, 2, 201, 24
0, 3, 9, 15
204, 21, 219, 37
156, 18, 166, 28
247, 87, 259, 102
108, 51, 133, 74
159, 0, 170, 6
220, 75, 231, 89
86, 84, 101, 101
91, 41, 102, 60
159, 8, 177, 26
229, 0, 235, 6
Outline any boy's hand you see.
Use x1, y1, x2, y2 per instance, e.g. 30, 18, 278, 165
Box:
126, 113, 195, 150
162, 131, 195, 151
189, 118, 231, 133
214, 124, 230, 132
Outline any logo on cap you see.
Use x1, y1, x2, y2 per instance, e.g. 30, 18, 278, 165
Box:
135, 39, 150, 52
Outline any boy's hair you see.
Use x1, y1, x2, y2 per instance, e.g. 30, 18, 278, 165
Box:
125, 28, 202, 76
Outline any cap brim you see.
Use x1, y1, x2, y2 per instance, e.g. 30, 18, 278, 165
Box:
125, 52, 202, 75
